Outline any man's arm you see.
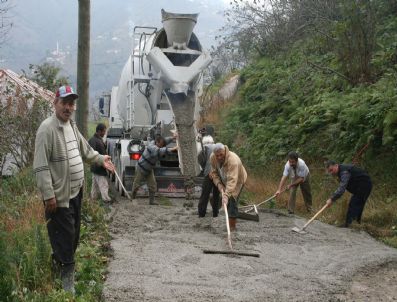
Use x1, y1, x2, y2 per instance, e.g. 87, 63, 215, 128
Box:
223, 162, 239, 199
76, 128, 114, 172
326, 171, 351, 207
275, 175, 288, 196
288, 176, 304, 189
76, 128, 103, 165
33, 127, 58, 212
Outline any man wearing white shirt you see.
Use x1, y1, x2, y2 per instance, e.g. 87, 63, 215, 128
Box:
275, 151, 312, 214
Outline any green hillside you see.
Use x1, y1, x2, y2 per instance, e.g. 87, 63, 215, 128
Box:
206, 0, 397, 245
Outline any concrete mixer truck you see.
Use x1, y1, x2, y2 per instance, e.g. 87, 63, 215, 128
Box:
105, 9, 212, 197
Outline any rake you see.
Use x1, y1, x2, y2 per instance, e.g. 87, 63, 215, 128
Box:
113, 169, 132, 200
203, 197, 260, 258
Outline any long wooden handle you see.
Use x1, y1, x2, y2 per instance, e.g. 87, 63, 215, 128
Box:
244, 194, 276, 213
114, 169, 132, 200
244, 187, 287, 213
302, 204, 328, 230
222, 194, 233, 250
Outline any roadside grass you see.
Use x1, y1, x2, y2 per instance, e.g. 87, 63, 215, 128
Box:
242, 161, 397, 249
0, 167, 110, 301
158, 196, 173, 206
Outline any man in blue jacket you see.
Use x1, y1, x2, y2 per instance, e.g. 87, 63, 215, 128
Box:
132, 135, 177, 204
325, 160, 372, 227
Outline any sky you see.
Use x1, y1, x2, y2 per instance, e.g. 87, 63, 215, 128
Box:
0, 0, 228, 97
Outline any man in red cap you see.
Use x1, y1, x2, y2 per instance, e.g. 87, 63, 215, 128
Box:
33, 85, 114, 294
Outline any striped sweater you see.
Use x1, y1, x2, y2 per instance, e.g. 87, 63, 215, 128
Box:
33, 114, 104, 207
137, 137, 173, 175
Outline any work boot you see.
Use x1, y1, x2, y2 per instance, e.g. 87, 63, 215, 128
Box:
132, 189, 137, 199
229, 218, 237, 232
61, 263, 75, 295
149, 191, 158, 205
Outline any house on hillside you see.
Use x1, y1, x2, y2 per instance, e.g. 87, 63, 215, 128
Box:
0, 69, 54, 176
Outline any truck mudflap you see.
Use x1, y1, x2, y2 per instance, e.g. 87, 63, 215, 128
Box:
122, 166, 203, 198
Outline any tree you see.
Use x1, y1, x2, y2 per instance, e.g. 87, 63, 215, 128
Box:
26, 63, 69, 92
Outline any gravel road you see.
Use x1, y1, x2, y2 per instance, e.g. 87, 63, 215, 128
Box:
103, 197, 397, 302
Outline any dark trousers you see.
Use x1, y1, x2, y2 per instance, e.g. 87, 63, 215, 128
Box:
198, 175, 220, 217
45, 190, 82, 266
346, 181, 372, 226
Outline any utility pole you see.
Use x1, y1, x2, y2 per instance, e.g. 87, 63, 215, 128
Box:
76, 0, 90, 137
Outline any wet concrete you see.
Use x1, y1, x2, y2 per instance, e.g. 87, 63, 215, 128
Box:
103, 198, 397, 301
167, 91, 199, 198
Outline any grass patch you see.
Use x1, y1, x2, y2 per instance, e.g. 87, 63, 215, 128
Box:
158, 196, 173, 206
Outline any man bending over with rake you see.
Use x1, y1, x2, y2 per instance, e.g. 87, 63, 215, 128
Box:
209, 143, 247, 231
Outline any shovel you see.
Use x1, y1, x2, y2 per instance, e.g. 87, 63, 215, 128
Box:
113, 169, 132, 200
291, 204, 328, 234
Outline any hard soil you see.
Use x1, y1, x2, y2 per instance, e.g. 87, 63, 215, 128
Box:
103, 197, 397, 302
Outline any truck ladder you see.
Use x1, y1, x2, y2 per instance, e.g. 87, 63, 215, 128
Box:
126, 26, 157, 129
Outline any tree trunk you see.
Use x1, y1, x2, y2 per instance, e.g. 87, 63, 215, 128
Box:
76, 0, 90, 138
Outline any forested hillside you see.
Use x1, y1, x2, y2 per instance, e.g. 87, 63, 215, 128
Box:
205, 0, 397, 242
213, 0, 397, 167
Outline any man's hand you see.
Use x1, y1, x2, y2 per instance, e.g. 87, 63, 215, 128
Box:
45, 197, 57, 213
275, 189, 281, 197
103, 155, 115, 173
326, 198, 333, 208
222, 194, 228, 206
169, 146, 178, 152
170, 130, 178, 139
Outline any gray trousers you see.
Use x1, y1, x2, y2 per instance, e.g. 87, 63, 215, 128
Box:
288, 174, 312, 212
132, 167, 157, 193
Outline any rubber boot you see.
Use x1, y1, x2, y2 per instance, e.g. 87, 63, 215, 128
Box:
61, 263, 75, 295
149, 191, 158, 205
51, 254, 61, 279
229, 218, 237, 232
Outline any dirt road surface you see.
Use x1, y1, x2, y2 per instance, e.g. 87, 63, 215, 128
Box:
103, 197, 397, 301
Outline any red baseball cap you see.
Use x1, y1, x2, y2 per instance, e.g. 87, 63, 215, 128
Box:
56, 85, 78, 100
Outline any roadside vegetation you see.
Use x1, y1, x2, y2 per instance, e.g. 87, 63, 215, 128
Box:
0, 168, 110, 301
205, 0, 397, 247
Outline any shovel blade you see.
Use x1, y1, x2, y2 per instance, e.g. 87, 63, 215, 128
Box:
291, 227, 307, 234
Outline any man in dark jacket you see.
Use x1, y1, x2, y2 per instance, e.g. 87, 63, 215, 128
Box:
88, 123, 111, 202
325, 160, 372, 227
132, 135, 177, 205
197, 135, 219, 218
